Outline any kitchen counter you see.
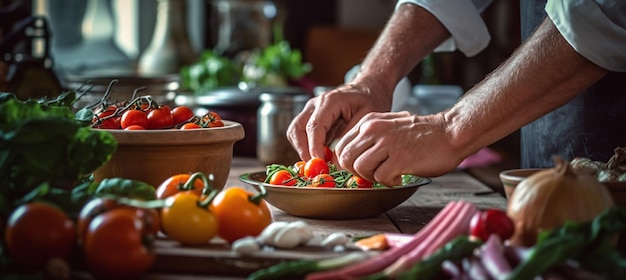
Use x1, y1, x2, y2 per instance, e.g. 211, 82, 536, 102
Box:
138, 157, 508, 279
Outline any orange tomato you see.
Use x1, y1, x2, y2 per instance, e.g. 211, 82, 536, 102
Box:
210, 187, 272, 243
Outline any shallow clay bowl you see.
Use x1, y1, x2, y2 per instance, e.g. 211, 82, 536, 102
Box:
239, 172, 431, 220
499, 168, 626, 205
93, 120, 244, 189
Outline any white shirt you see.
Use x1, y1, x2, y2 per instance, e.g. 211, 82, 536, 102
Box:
546, 0, 626, 72
398, 0, 626, 71
395, 0, 494, 57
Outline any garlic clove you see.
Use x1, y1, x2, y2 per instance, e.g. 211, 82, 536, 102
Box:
273, 226, 303, 249
287, 221, 314, 245
321, 232, 350, 248
256, 221, 289, 246
232, 236, 261, 255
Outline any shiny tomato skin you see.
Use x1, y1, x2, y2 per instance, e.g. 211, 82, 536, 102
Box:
346, 175, 373, 188
147, 106, 174, 129
269, 170, 296, 186
210, 187, 273, 243
293, 161, 306, 176
180, 122, 201, 129
323, 146, 334, 162
120, 109, 147, 129
171, 106, 195, 125
84, 207, 156, 279
469, 209, 515, 242
160, 192, 218, 245
311, 174, 336, 188
94, 108, 121, 129
303, 157, 330, 178
156, 173, 205, 199
124, 124, 146, 130
5, 202, 76, 269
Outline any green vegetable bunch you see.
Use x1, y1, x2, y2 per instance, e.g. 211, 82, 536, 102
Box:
0, 92, 117, 217
180, 40, 312, 93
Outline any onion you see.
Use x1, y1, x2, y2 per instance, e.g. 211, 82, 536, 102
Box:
507, 156, 614, 247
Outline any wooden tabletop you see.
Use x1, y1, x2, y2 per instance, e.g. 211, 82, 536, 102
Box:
142, 157, 508, 279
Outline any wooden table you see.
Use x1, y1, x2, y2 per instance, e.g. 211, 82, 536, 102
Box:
144, 157, 508, 279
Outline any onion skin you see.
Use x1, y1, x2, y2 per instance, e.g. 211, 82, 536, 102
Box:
507, 156, 614, 247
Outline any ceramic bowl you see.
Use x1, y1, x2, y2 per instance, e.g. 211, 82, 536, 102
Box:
93, 120, 245, 189
239, 172, 431, 220
499, 168, 626, 205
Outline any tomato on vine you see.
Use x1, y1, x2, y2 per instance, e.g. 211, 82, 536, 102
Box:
323, 146, 334, 162
84, 207, 156, 279
5, 202, 76, 269
155, 172, 209, 199
171, 105, 195, 124
161, 192, 219, 245
147, 105, 174, 129
293, 161, 306, 176
180, 122, 201, 129
120, 109, 147, 129
210, 186, 272, 243
93, 107, 121, 129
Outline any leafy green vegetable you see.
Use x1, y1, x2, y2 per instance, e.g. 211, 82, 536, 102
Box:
95, 178, 156, 201
180, 40, 311, 93
0, 92, 117, 216
248, 252, 370, 280
509, 206, 626, 280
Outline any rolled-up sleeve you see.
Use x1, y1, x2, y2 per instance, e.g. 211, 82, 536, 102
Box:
546, 0, 626, 72
396, 0, 493, 57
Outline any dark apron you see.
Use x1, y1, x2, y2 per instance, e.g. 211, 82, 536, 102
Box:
519, 0, 626, 168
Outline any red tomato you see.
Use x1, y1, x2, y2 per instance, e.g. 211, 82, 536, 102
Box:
180, 122, 201, 129
293, 161, 306, 177
156, 173, 206, 199
120, 109, 147, 129
124, 124, 146, 130
171, 106, 195, 125
147, 106, 174, 129
84, 207, 156, 279
93, 108, 121, 129
311, 174, 336, 188
346, 175, 373, 188
5, 202, 76, 269
469, 209, 515, 242
209, 187, 273, 243
303, 157, 330, 178
323, 146, 334, 162
203, 111, 224, 128
269, 170, 296, 186
77, 198, 161, 244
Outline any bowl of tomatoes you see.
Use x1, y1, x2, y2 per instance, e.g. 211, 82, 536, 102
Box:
239, 158, 431, 220
90, 95, 245, 189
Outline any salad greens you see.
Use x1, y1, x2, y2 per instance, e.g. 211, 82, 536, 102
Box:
0, 91, 117, 217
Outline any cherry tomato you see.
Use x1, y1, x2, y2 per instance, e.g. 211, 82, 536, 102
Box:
120, 109, 148, 129
469, 208, 515, 242
155, 172, 207, 199
203, 111, 224, 128
5, 202, 76, 269
93, 108, 121, 129
210, 187, 272, 243
323, 146, 334, 162
180, 122, 201, 129
311, 174, 336, 188
161, 192, 219, 245
293, 161, 306, 177
147, 106, 174, 129
346, 175, 373, 188
171, 105, 195, 125
124, 124, 146, 130
268, 170, 296, 186
77, 198, 161, 244
303, 157, 330, 178
84, 207, 156, 279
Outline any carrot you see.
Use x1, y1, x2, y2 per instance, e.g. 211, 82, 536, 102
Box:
305, 201, 463, 280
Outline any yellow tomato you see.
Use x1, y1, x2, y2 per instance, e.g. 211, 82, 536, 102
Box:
160, 192, 218, 245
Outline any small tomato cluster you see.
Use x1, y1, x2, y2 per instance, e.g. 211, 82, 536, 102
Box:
2, 172, 272, 279
90, 95, 223, 130
265, 147, 381, 189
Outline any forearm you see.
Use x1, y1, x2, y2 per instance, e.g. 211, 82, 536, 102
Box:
351, 3, 450, 95
444, 17, 608, 158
